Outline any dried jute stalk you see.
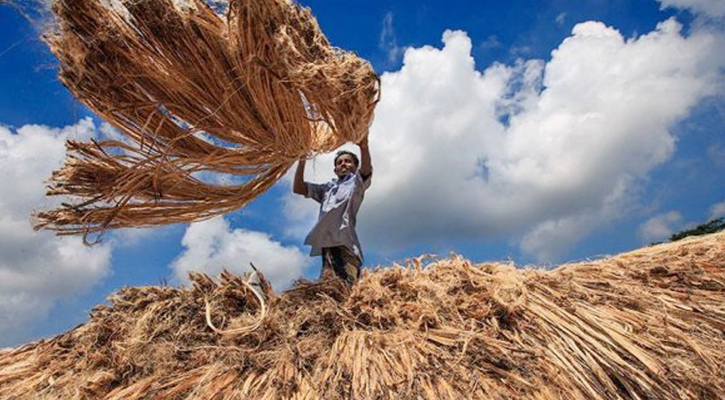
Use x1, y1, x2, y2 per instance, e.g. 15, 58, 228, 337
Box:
1, 233, 724, 399
205, 273, 268, 336
33, 0, 380, 240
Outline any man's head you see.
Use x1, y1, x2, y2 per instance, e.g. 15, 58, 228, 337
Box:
334, 150, 359, 178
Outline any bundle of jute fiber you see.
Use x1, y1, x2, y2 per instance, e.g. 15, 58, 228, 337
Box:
32, 0, 379, 238
1, 232, 723, 399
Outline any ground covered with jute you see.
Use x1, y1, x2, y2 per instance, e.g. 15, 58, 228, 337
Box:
1, 232, 723, 399
31, 0, 379, 238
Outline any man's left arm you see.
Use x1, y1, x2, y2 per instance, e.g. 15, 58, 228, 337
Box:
358, 135, 372, 181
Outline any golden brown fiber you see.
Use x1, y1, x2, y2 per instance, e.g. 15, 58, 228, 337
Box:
33, 0, 379, 238
1, 232, 723, 399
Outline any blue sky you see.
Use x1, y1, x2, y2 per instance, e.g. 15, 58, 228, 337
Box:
1, 0, 724, 347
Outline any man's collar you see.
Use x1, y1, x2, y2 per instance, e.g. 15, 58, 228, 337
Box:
333, 172, 355, 184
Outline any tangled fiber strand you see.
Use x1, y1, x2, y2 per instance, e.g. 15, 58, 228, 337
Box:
32, 0, 379, 238
1, 232, 724, 399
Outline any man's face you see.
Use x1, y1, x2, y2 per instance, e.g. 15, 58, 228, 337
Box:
334, 154, 357, 178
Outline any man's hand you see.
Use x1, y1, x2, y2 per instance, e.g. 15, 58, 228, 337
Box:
358, 134, 369, 148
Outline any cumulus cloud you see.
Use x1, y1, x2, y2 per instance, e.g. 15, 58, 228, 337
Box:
657, 0, 725, 18
171, 217, 312, 289
522, 177, 637, 261
709, 200, 725, 219
286, 19, 725, 263
638, 211, 683, 243
0, 119, 112, 346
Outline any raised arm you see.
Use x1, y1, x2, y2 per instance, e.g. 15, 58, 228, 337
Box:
293, 159, 308, 196
358, 135, 372, 180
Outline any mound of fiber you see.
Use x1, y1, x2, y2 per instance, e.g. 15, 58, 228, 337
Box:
33, 0, 379, 238
1, 232, 724, 399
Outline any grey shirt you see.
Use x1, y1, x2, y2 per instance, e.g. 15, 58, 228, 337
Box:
304, 170, 371, 262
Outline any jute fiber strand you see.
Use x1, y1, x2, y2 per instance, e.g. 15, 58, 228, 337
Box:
33, 0, 379, 238
1, 232, 723, 399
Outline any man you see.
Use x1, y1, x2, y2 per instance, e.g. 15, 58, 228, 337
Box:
293, 136, 372, 287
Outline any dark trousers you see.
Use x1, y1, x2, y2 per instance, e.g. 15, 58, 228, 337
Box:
321, 246, 361, 287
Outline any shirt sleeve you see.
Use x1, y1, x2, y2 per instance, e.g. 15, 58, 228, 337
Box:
305, 182, 327, 203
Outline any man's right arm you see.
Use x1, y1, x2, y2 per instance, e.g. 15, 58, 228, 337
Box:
293, 159, 308, 196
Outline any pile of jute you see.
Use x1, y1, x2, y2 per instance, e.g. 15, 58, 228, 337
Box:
1, 231, 723, 399
32, 0, 379, 238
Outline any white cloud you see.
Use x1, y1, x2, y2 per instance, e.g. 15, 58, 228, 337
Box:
380, 11, 404, 65
638, 211, 683, 243
478, 35, 502, 51
171, 217, 313, 289
709, 200, 725, 219
99, 121, 130, 144
657, 0, 725, 18
0, 119, 113, 346
522, 177, 637, 261
556, 12, 567, 25
282, 20, 725, 262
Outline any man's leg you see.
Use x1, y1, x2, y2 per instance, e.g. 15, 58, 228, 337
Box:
320, 248, 337, 281
329, 246, 361, 287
